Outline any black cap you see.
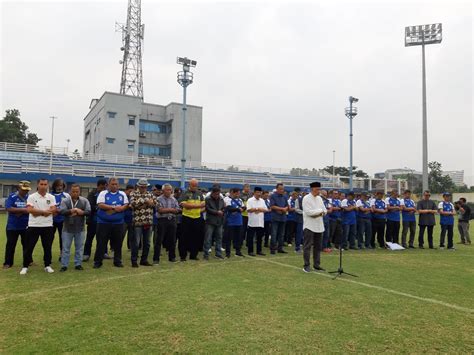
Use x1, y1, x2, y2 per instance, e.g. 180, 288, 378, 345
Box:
309, 182, 321, 188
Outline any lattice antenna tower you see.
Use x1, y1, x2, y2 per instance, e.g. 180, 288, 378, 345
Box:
116, 0, 144, 99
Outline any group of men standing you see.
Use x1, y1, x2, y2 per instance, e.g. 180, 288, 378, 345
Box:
2, 177, 472, 275
322, 189, 471, 252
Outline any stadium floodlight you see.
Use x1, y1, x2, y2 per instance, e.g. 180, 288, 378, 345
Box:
177, 57, 197, 189
49, 116, 58, 176
345, 97, 358, 191
405, 23, 442, 192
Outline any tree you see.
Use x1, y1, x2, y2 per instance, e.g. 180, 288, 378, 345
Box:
428, 161, 455, 193
0, 109, 41, 145
323, 165, 369, 178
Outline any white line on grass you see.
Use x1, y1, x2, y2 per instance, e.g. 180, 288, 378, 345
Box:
255, 258, 474, 315
0, 258, 254, 302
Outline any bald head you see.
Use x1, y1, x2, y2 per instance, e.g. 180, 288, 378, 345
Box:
189, 179, 199, 191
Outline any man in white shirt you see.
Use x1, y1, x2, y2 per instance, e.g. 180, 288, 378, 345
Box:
246, 187, 269, 256
302, 182, 327, 273
20, 178, 57, 275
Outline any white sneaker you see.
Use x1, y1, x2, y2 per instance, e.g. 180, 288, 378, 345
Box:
20, 267, 28, 275
44, 266, 54, 273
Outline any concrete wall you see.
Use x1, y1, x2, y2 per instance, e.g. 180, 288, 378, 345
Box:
83, 92, 141, 157
83, 92, 203, 162
167, 103, 203, 162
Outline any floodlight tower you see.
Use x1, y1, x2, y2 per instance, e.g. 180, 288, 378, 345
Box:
177, 57, 197, 189
116, 0, 145, 98
345, 96, 358, 191
405, 23, 442, 192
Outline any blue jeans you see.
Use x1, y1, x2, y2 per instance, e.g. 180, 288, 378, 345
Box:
271, 220, 286, 251
133, 226, 151, 263
342, 224, 357, 249
357, 218, 372, 248
204, 224, 223, 257
322, 219, 330, 248
295, 222, 303, 251
61, 230, 85, 267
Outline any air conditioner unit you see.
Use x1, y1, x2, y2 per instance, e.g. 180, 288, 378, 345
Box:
139, 132, 146, 138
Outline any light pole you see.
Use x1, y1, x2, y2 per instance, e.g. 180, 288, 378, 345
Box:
345, 97, 358, 191
332, 150, 336, 188
405, 23, 442, 192
66, 139, 70, 154
177, 57, 197, 189
49, 116, 58, 176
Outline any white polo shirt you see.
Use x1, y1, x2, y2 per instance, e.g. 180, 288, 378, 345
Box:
27, 191, 56, 227
247, 196, 268, 228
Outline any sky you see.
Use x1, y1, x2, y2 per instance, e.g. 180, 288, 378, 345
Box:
1, 0, 473, 184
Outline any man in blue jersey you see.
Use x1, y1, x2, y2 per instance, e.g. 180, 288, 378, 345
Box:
341, 191, 357, 249
83, 179, 107, 262
371, 191, 388, 248
123, 184, 135, 251
329, 190, 343, 249
385, 190, 401, 244
356, 192, 372, 249
3, 181, 30, 269
93, 177, 129, 268
438, 192, 456, 250
51, 178, 70, 261
320, 189, 332, 252
270, 183, 289, 254
400, 189, 417, 248
285, 190, 298, 247
262, 191, 272, 248
224, 188, 244, 257
293, 188, 304, 253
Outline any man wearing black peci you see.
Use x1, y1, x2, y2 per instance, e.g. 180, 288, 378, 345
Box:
416, 190, 438, 249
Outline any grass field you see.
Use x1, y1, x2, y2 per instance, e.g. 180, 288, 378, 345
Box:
0, 213, 473, 353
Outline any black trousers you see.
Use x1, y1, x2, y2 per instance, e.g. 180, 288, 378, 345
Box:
53, 221, 64, 255
329, 219, 343, 247
285, 220, 297, 245
23, 226, 54, 267
263, 221, 272, 246
155, 218, 177, 261
372, 219, 386, 248
84, 221, 97, 257
401, 221, 416, 247
179, 216, 201, 260
440, 224, 454, 248
418, 225, 434, 248
4, 229, 27, 266
247, 227, 264, 254
94, 223, 123, 266
224, 225, 242, 256
303, 229, 322, 268
385, 220, 400, 244
123, 222, 134, 250
241, 216, 248, 247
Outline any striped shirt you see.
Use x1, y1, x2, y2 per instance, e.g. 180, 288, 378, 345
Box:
157, 195, 180, 219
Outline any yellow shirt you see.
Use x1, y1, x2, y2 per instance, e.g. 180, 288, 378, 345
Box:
180, 190, 204, 219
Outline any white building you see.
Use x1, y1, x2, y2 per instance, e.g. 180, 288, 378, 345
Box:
83, 92, 203, 162
443, 170, 464, 186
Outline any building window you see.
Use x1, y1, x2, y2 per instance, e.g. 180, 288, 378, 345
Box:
139, 120, 168, 133
128, 115, 136, 126
127, 140, 135, 152
107, 111, 117, 119
138, 144, 171, 157
106, 137, 115, 144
